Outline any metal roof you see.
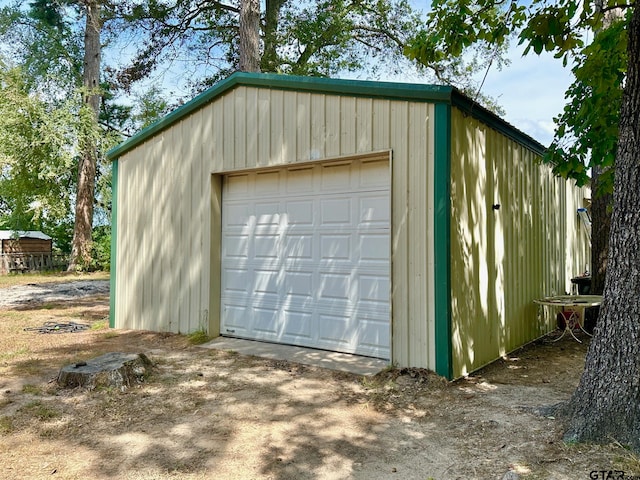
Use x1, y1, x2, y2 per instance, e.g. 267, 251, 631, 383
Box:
107, 72, 546, 161
0, 230, 52, 241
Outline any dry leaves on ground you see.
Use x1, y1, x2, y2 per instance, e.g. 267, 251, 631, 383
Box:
0, 277, 638, 480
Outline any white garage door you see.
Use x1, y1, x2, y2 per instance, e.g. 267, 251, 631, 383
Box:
220, 158, 390, 359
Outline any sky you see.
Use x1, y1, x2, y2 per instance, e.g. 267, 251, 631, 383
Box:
381, 42, 575, 148
472, 45, 575, 147
0, 0, 575, 147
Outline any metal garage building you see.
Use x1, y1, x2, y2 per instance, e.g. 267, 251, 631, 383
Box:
107, 73, 589, 379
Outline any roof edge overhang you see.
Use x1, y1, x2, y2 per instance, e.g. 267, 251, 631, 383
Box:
106, 72, 546, 160
450, 91, 547, 157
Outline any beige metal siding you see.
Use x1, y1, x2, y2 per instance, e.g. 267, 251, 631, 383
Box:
115, 86, 438, 370
449, 107, 589, 377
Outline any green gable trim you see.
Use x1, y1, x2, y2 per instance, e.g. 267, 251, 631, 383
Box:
109, 159, 118, 329
434, 102, 452, 380
107, 73, 545, 162
451, 92, 547, 156
107, 72, 454, 161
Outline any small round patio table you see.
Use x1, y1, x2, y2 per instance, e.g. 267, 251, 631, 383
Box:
534, 295, 603, 343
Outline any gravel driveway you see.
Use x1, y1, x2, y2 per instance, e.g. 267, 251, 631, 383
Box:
0, 279, 109, 308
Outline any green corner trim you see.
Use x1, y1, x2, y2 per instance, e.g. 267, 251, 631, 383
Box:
434, 103, 452, 379
109, 159, 118, 329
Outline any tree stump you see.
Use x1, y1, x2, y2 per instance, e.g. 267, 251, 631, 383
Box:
57, 352, 153, 390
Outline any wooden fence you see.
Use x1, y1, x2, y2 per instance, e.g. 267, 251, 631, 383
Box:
0, 253, 68, 274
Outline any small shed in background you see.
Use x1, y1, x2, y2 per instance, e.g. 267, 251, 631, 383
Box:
107, 73, 590, 379
0, 231, 54, 274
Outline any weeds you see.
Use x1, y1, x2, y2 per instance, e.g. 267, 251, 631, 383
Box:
20, 401, 60, 420
187, 327, 210, 345
91, 319, 109, 330
21, 384, 42, 395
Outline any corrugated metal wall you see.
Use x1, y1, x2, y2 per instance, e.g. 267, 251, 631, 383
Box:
115, 86, 438, 370
449, 107, 590, 378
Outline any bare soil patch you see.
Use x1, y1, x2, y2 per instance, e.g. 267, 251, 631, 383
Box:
0, 277, 638, 479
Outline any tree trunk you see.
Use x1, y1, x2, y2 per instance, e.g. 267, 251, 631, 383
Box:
563, 5, 640, 452
590, 168, 612, 295
57, 352, 153, 390
68, 0, 101, 271
238, 0, 260, 72
588, 0, 622, 296
261, 0, 286, 72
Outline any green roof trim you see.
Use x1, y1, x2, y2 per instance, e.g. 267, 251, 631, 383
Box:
109, 158, 118, 329
451, 92, 547, 156
106, 72, 546, 160
433, 102, 453, 380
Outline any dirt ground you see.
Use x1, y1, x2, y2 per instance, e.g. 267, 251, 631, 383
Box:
0, 275, 638, 480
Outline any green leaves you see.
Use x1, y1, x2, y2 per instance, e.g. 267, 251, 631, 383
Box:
407, 0, 630, 197
543, 17, 628, 196
0, 64, 76, 231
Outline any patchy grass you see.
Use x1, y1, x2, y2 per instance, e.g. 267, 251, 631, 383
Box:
0, 416, 13, 435
0, 346, 30, 362
20, 400, 60, 420
21, 384, 43, 395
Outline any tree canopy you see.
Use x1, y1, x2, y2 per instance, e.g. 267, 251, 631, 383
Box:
408, 0, 632, 193
0, 61, 76, 233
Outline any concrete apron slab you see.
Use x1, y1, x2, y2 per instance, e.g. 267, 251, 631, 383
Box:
200, 337, 390, 376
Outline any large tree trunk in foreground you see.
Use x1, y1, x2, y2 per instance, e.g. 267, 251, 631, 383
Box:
68, 0, 101, 271
563, 5, 640, 451
238, 0, 260, 72
590, 168, 612, 295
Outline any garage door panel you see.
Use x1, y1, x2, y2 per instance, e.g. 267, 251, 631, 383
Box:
359, 274, 390, 304
283, 234, 313, 259
224, 235, 250, 258
286, 166, 314, 192
226, 174, 249, 195
318, 313, 352, 346
253, 307, 280, 335
253, 269, 280, 295
320, 234, 352, 260
284, 272, 313, 298
254, 235, 279, 258
255, 170, 280, 194
359, 160, 389, 188
321, 163, 352, 190
286, 200, 314, 225
256, 202, 280, 226
319, 272, 351, 300
282, 310, 313, 339
221, 159, 390, 359
223, 268, 250, 293
359, 234, 389, 262
225, 204, 252, 227
321, 197, 352, 225
359, 195, 390, 225
222, 304, 250, 331
357, 319, 391, 349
